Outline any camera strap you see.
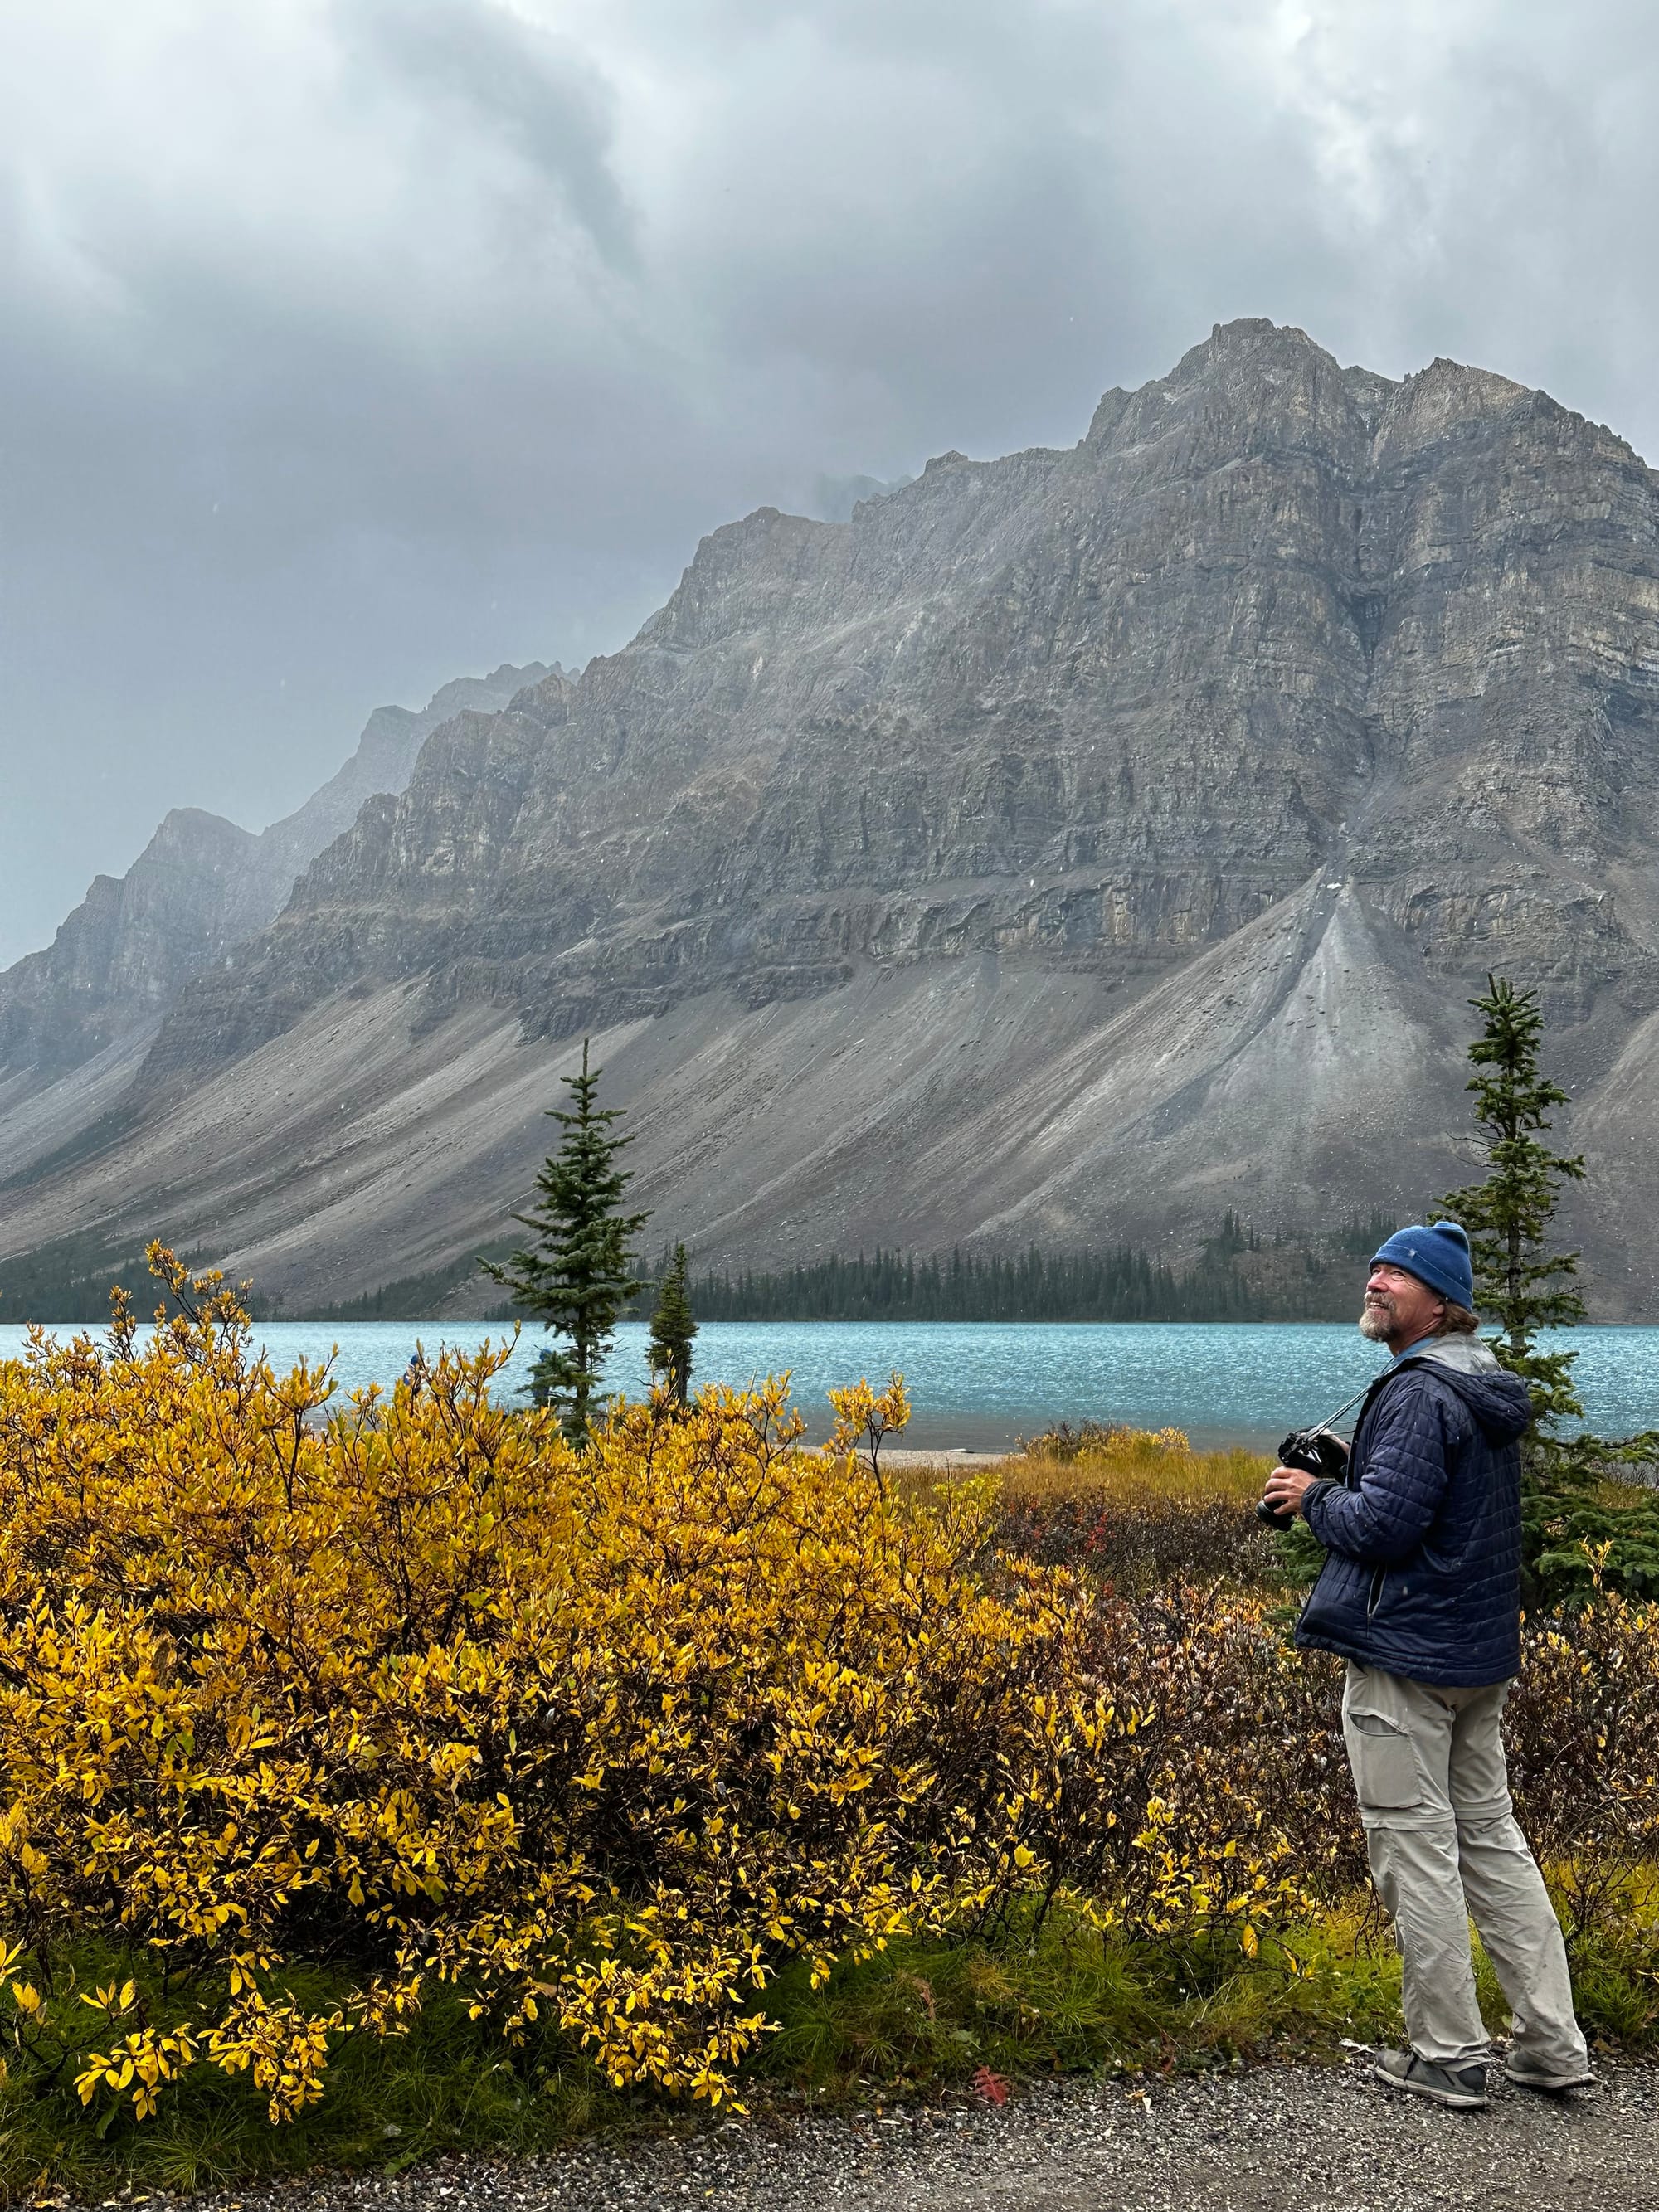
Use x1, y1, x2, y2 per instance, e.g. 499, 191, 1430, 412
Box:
1306, 1376, 1382, 1442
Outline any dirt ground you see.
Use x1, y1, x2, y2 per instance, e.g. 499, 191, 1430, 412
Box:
178, 2056, 1654, 2212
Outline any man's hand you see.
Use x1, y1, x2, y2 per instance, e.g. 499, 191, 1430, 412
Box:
1261, 1464, 1318, 1518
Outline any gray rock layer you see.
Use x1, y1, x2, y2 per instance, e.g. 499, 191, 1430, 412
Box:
6, 322, 1659, 1315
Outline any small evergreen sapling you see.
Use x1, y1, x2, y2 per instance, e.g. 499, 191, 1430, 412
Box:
479, 1039, 648, 1441
647, 1242, 698, 1405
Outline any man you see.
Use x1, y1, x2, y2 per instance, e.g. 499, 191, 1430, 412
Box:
1262, 1221, 1593, 2112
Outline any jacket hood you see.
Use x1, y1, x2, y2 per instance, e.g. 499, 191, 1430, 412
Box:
1402, 1334, 1533, 1442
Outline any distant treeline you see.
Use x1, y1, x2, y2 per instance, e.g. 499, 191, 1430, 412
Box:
693, 1245, 1233, 1322
0, 1231, 226, 1325
2, 1212, 1400, 1330
685, 1213, 1400, 1325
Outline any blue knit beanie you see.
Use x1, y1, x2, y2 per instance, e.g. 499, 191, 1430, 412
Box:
1370, 1222, 1475, 1310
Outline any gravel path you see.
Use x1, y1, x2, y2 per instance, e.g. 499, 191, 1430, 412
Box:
178, 2056, 1657, 2212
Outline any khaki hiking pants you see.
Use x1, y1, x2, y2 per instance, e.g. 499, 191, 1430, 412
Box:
1341, 1662, 1588, 2078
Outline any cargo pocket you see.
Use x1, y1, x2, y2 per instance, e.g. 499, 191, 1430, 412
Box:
1344, 1708, 1421, 1813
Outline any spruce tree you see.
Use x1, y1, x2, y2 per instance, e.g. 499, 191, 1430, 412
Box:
1442, 974, 1585, 1426
479, 1040, 648, 1441
1440, 977, 1659, 1599
647, 1242, 698, 1405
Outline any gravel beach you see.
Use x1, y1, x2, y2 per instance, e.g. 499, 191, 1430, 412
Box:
159, 2056, 1656, 2212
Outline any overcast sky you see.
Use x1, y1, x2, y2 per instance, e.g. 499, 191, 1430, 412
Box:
2, 0, 1657, 962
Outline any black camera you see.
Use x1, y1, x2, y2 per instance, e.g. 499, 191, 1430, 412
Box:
1256, 1427, 1350, 1529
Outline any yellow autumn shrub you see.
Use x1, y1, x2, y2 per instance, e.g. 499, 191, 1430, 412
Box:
7, 1252, 1658, 2123
0, 1251, 1310, 2126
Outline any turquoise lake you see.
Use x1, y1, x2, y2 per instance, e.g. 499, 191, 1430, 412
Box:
4, 1319, 1658, 1450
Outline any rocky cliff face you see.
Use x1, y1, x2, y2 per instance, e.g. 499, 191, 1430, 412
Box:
7, 322, 1659, 1313
0, 663, 549, 1080
252, 664, 555, 893
159, 322, 1659, 1054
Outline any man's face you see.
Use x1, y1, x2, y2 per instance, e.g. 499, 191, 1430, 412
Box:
1360, 1262, 1446, 1350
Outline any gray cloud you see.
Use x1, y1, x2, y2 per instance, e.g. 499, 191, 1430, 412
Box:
341, 0, 640, 269
2, 0, 1659, 960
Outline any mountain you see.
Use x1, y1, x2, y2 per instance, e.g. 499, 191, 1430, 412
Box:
4, 319, 1659, 1317
0, 664, 549, 1155
252, 664, 557, 897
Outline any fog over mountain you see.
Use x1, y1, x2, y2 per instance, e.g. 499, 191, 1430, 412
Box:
6, 321, 1659, 1313
9, 2, 1659, 967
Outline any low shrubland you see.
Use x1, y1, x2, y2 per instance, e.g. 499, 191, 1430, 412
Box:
985, 1422, 1279, 1591
0, 1260, 1656, 2192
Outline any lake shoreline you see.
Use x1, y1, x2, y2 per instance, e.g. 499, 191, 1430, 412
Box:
8, 1315, 1657, 1447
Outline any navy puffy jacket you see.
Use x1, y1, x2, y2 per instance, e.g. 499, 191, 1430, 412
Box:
1293, 1337, 1533, 1687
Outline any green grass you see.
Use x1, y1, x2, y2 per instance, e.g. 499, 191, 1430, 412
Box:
0, 1895, 1652, 2198
754, 1908, 1406, 2102
0, 1971, 639, 2200
0, 1918, 1403, 2195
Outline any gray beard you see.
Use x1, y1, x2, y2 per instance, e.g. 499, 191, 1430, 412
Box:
1358, 1303, 1394, 1344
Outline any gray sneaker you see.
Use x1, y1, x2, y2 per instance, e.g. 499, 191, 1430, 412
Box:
1504, 2062, 1600, 2098
1373, 2049, 1490, 2110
